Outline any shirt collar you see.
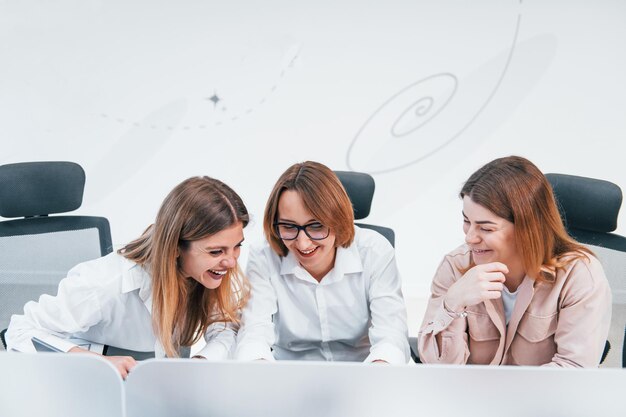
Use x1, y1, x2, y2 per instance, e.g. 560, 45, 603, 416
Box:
279, 249, 300, 275
334, 242, 363, 276
120, 260, 153, 311
279, 241, 363, 283
280, 251, 313, 282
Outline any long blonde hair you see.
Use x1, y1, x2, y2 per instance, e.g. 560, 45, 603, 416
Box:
119, 176, 250, 357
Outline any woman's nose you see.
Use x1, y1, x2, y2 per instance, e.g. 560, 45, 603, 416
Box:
221, 254, 237, 268
465, 228, 480, 244
294, 230, 311, 248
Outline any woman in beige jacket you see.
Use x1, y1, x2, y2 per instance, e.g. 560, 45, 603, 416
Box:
418, 156, 612, 367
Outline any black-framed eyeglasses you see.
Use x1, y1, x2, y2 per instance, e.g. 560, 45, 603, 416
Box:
274, 222, 330, 241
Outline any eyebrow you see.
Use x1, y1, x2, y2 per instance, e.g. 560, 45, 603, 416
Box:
462, 211, 498, 225
204, 238, 245, 250
277, 218, 318, 224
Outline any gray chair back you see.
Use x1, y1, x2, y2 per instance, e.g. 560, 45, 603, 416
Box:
0, 161, 113, 350
334, 170, 395, 247
547, 173, 626, 367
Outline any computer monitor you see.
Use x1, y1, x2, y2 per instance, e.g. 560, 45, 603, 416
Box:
0, 352, 124, 417
125, 360, 626, 417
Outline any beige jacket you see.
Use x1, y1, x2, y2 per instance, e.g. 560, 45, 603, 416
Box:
418, 245, 612, 367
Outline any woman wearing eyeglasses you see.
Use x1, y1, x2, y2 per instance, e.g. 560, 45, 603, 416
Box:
235, 161, 410, 363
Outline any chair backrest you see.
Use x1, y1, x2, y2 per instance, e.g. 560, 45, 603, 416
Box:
0, 162, 113, 348
334, 170, 395, 247
547, 173, 626, 367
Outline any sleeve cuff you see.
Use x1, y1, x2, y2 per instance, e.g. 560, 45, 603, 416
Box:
234, 341, 275, 361
365, 342, 409, 365
421, 300, 457, 335
196, 341, 230, 360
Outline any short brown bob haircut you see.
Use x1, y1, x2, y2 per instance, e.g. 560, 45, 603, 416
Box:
264, 161, 355, 257
460, 155, 592, 283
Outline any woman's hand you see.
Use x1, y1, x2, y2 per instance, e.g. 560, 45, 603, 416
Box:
69, 346, 136, 379
444, 262, 509, 312
104, 356, 137, 380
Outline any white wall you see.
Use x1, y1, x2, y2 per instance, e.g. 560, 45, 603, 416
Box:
2, 0, 625, 328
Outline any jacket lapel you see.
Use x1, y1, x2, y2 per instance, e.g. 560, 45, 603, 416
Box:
503, 276, 535, 353
483, 298, 506, 365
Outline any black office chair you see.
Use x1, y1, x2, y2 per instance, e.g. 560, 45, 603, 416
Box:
0, 161, 113, 351
334, 170, 395, 246
547, 173, 626, 367
334, 170, 421, 363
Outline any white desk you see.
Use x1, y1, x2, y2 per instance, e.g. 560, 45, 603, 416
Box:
125, 359, 626, 417
0, 352, 124, 417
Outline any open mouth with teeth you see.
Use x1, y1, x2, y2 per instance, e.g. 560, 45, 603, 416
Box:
297, 246, 319, 258
207, 269, 228, 280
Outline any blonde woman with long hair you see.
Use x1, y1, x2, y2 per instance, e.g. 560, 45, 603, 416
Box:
7, 176, 250, 378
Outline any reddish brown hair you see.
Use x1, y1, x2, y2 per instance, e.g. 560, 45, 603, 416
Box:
460, 156, 592, 282
264, 161, 355, 257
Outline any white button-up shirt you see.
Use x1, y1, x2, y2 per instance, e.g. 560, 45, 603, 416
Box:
235, 227, 410, 364
6, 252, 236, 359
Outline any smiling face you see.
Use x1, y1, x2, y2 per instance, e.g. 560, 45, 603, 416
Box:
178, 222, 244, 289
277, 190, 337, 281
462, 196, 525, 282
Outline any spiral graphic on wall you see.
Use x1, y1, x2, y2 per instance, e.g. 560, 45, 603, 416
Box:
347, 0, 524, 174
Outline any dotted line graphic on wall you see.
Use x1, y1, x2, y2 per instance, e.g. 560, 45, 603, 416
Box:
347, 0, 524, 174
98, 48, 300, 131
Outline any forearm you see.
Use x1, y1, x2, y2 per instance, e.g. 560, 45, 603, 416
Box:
6, 312, 80, 353
418, 299, 469, 364
234, 320, 276, 361
198, 321, 238, 360
366, 246, 411, 364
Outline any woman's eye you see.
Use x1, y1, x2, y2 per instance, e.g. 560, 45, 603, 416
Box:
308, 223, 324, 230
480, 228, 493, 233
463, 219, 470, 224
209, 250, 223, 256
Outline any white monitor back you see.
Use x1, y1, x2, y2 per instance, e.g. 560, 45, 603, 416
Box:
0, 352, 124, 417
125, 360, 626, 417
